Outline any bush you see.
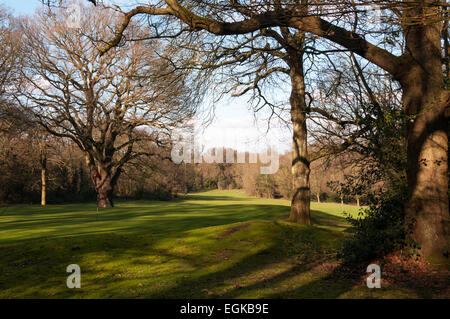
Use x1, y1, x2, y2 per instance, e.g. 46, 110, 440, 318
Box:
131, 186, 173, 201
339, 187, 407, 265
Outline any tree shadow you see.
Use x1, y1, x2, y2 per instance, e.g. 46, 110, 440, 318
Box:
0, 191, 364, 298
181, 193, 253, 202
311, 211, 350, 231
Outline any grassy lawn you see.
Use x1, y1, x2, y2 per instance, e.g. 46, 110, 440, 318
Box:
0, 190, 446, 298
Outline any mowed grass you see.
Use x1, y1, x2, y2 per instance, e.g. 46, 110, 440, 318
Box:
0, 190, 442, 298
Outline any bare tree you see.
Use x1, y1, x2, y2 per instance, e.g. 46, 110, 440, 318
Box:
17, 5, 199, 207
0, 6, 24, 130
90, 0, 449, 260
310, 159, 327, 203
0, 7, 18, 94
187, 25, 315, 223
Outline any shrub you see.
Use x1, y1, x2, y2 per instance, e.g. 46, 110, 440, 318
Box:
339, 187, 407, 265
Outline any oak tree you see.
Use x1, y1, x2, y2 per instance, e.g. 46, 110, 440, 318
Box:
18, 5, 198, 207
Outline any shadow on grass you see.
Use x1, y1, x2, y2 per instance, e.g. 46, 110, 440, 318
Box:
0, 202, 291, 246
0, 229, 358, 299
0, 191, 360, 298
311, 211, 351, 232
132, 226, 357, 299
182, 194, 253, 202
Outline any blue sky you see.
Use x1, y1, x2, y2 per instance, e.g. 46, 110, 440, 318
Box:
1, 0, 41, 15
0, 0, 292, 153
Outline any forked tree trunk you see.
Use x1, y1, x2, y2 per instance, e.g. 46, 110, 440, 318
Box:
86, 153, 115, 208
399, 10, 449, 261
289, 63, 311, 225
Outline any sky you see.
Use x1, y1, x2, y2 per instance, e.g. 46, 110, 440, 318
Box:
0, 0, 292, 153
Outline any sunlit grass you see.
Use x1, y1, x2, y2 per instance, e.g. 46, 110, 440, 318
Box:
0, 190, 441, 298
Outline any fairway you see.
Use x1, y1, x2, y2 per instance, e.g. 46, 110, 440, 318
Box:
0, 190, 444, 298
0, 190, 358, 245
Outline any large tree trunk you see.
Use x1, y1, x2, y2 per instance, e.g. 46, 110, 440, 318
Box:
400, 8, 449, 262
85, 153, 115, 208
403, 84, 449, 262
289, 63, 312, 225
96, 167, 114, 208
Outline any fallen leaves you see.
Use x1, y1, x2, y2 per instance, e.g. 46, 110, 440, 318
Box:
202, 288, 214, 295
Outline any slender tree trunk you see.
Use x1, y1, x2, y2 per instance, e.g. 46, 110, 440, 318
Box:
40, 160, 46, 206
317, 192, 320, 203
356, 196, 360, 207
399, 8, 450, 261
289, 61, 311, 225
39, 143, 46, 206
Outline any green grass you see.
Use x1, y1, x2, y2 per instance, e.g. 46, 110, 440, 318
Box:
0, 190, 445, 298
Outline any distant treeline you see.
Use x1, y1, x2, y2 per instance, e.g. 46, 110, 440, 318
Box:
0, 126, 367, 205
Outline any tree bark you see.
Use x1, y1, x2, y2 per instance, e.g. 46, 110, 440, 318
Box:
39, 142, 46, 206
403, 84, 449, 262
40, 160, 46, 206
289, 62, 311, 225
96, 167, 114, 208
85, 153, 115, 208
399, 9, 450, 261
